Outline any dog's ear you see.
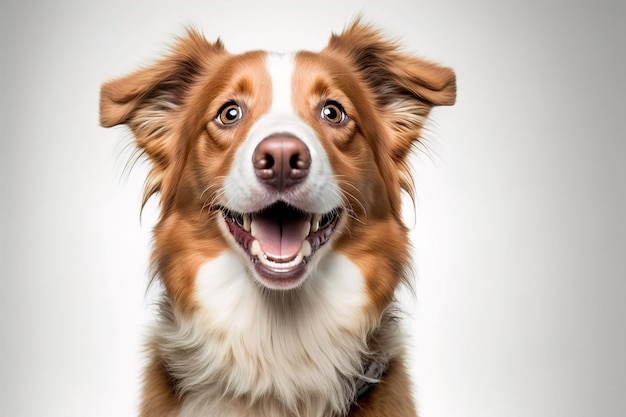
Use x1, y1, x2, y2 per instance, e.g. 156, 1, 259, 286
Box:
100, 28, 225, 141
100, 29, 225, 208
326, 20, 456, 198
327, 20, 456, 107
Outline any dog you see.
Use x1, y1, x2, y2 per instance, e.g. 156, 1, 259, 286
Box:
100, 20, 455, 417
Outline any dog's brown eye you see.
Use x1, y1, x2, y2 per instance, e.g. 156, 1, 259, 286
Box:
216, 102, 243, 126
321, 101, 347, 125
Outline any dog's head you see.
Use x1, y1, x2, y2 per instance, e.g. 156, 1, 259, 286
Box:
100, 22, 455, 307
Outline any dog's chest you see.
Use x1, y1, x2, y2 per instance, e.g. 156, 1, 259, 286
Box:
158, 251, 373, 416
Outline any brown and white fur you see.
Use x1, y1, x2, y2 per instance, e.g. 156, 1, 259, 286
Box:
100, 21, 455, 417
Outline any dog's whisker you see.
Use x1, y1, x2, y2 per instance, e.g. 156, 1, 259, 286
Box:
198, 178, 230, 220
336, 178, 368, 226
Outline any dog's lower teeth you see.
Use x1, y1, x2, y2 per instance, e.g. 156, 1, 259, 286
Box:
249, 239, 312, 270
250, 240, 262, 257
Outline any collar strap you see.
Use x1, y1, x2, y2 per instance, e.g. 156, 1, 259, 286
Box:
354, 358, 388, 400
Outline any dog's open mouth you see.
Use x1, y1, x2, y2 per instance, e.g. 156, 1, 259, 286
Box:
220, 202, 340, 289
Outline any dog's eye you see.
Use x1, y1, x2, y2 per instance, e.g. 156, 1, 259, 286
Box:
216, 102, 243, 126
320, 101, 347, 125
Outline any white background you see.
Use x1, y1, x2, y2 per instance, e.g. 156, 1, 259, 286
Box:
1, 1, 624, 416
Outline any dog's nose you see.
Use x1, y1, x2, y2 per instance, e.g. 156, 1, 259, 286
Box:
253, 134, 311, 190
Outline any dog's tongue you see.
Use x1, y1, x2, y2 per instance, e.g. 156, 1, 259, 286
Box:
251, 213, 309, 261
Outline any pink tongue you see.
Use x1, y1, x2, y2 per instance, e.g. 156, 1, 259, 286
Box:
251, 216, 309, 261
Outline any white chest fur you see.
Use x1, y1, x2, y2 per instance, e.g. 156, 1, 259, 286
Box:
155, 251, 376, 417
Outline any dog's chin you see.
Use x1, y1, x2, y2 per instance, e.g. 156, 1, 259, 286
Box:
218, 201, 341, 291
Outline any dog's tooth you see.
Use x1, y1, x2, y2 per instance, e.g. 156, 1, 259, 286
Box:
311, 214, 321, 233
250, 240, 261, 257
250, 217, 259, 237
243, 213, 251, 232
301, 240, 312, 257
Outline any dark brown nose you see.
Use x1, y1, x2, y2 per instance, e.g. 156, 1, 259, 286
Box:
253, 134, 311, 190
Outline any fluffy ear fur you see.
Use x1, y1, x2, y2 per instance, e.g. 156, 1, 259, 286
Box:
326, 21, 456, 197
327, 20, 456, 107
99, 29, 226, 209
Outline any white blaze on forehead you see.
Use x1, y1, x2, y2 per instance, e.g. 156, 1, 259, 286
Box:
266, 52, 296, 115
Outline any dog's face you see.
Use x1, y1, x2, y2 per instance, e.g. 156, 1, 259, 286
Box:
208, 52, 350, 290
100, 23, 455, 307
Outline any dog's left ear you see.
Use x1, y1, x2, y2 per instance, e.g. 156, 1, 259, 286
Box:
326, 21, 456, 161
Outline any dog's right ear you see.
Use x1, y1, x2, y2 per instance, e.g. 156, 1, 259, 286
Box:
100, 29, 226, 208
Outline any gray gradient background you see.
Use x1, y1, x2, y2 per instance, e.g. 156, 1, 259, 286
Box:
1, 1, 624, 416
